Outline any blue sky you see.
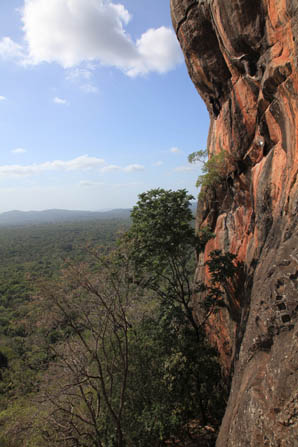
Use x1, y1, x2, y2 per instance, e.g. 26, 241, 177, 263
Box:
0, 0, 209, 211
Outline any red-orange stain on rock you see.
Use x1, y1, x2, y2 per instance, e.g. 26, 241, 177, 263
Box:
171, 0, 298, 443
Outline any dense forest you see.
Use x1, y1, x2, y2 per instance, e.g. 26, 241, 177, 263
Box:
0, 218, 129, 444
0, 191, 235, 446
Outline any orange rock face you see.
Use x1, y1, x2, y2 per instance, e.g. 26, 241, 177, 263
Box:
171, 1, 298, 445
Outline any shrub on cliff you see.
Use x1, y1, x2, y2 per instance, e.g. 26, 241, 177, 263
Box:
188, 150, 230, 196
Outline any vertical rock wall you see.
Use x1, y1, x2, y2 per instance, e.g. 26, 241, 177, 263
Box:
171, 1, 298, 445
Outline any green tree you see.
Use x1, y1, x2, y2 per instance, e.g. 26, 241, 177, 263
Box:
118, 189, 227, 440
206, 249, 245, 323
0, 191, 231, 446
122, 188, 215, 339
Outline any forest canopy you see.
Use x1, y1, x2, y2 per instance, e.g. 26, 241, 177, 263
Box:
0, 191, 232, 447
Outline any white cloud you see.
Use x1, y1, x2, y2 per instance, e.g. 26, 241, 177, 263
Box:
22, 0, 135, 68
0, 96, 6, 101
20, 0, 182, 76
53, 96, 68, 105
153, 161, 163, 167
0, 155, 105, 178
54, 155, 105, 170
0, 37, 24, 61
12, 148, 27, 154
101, 163, 144, 173
123, 164, 144, 172
170, 147, 181, 153
79, 180, 141, 189
174, 165, 197, 172
0, 155, 144, 179
127, 27, 182, 77
101, 164, 121, 173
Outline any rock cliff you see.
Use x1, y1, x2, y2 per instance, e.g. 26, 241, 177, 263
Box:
171, 1, 298, 445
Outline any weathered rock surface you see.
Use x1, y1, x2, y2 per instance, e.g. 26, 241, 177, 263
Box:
171, 1, 298, 445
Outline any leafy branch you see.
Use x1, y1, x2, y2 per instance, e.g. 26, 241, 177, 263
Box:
188, 149, 230, 195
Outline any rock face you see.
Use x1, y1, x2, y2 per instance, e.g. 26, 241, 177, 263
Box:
171, 1, 298, 445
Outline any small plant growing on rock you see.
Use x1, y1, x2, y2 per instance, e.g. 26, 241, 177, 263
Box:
188, 149, 229, 194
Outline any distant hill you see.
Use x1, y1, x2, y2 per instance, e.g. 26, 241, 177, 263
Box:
0, 209, 132, 227
0, 201, 197, 227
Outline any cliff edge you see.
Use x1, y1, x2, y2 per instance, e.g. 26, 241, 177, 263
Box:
171, 1, 298, 445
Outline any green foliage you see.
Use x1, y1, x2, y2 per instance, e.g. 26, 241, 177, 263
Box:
206, 250, 245, 322
124, 188, 210, 279
0, 398, 44, 447
188, 150, 229, 193
206, 250, 239, 283
123, 189, 216, 341
188, 149, 207, 165
128, 188, 197, 259
126, 311, 224, 446
117, 189, 227, 443
27, 243, 226, 447
0, 218, 129, 445
0, 196, 235, 446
